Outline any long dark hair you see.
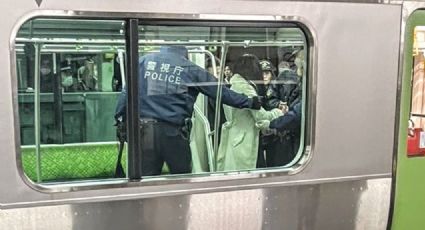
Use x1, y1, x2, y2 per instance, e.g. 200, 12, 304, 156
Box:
232, 54, 265, 96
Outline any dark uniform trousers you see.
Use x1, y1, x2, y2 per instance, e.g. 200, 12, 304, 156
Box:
257, 131, 300, 168
265, 133, 300, 167
140, 121, 192, 176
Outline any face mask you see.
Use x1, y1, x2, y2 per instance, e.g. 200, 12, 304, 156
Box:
40, 67, 51, 75
62, 75, 73, 87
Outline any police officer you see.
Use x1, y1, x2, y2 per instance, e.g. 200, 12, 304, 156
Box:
256, 98, 301, 166
60, 63, 79, 92
115, 46, 263, 176
259, 60, 284, 110
258, 60, 283, 167
256, 70, 302, 167
40, 58, 54, 92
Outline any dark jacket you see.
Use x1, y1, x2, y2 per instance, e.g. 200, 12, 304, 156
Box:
264, 82, 282, 110
269, 101, 301, 132
115, 46, 253, 125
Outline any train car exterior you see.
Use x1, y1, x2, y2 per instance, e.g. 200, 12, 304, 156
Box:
1, 0, 424, 229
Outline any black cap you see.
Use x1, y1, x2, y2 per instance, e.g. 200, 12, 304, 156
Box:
260, 60, 276, 72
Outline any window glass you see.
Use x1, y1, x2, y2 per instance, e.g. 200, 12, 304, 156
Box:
15, 18, 308, 184
15, 18, 127, 183
127, 23, 307, 177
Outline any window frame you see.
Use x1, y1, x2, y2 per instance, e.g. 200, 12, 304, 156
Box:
11, 11, 316, 194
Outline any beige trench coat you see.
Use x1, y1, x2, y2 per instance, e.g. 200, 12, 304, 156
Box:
216, 74, 282, 171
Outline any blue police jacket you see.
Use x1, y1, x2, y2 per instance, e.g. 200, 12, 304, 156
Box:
269, 101, 301, 132
115, 46, 253, 126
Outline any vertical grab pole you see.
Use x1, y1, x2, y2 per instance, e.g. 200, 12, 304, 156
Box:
213, 43, 228, 171
125, 19, 142, 180
33, 43, 42, 182
52, 53, 64, 144
118, 50, 126, 88
202, 50, 218, 172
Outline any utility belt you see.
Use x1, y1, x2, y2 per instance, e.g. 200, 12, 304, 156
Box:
261, 129, 294, 146
114, 117, 192, 177
140, 117, 192, 140
116, 117, 192, 142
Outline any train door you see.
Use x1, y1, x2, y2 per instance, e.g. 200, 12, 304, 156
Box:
0, 2, 401, 229
392, 9, 425, 230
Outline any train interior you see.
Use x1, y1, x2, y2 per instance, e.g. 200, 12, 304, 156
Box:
14, 18, 307, 185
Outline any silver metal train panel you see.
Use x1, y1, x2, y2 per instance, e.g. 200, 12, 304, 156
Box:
0, 0, 401, 207
0, 178, 390, 230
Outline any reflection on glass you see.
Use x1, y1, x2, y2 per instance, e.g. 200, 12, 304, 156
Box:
118, 24, 307, 177
16, 18, 127, 183
15, 18, 308, 183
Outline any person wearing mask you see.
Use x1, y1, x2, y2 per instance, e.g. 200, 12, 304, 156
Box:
279, 49, 304, 107
216, 54, 284, 171
256, 50, 305, 166
78, 58, 97, 91
278, 61, 292, 75
115, 46, 263, 176
276, 69, 300, 106
60, 64, 78, 92
39, 59, 54, 93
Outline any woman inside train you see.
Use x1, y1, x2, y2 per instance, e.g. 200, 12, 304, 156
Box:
216, 54, 285, 171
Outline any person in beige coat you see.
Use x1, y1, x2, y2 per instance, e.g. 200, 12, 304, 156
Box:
216, 54, 284, 171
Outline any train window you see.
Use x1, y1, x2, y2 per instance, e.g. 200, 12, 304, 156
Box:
15, 18, 127, 183
14, 17, 308, 186
134, 23, 307, 177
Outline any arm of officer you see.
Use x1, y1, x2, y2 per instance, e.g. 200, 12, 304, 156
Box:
269, 102, 301, 132
233, 82, 282, 121
191, 65, 260, 109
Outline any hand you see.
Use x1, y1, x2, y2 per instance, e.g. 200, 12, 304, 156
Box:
278, 102, 288, 114
250, 96, 264, 110
256, 120, 270, 129
261, 128, 277, 136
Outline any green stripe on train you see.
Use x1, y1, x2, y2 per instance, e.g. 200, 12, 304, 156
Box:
392, 10, 425, 230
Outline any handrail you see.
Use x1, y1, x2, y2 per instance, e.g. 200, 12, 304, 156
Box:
15, 38, 304, 47
193, 103, 215, 172
33, 43, 42, 183
212, 43, 228, 171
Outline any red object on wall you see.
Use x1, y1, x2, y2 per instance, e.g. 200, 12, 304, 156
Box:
407, 128, 425, 157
